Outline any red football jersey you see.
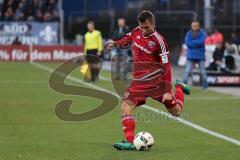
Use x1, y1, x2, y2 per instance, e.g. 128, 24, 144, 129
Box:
114, 27, 172, 83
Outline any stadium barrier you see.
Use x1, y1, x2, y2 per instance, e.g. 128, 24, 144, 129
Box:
192, 71, 240, 86
0, 22, 59, 45
0, 45, 84, 62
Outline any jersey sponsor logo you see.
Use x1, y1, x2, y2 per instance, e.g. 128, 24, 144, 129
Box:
133, 42, 151, 54
148, 41, 155, 48
136, 35, 141, 39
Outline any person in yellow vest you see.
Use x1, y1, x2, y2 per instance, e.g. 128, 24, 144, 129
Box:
84, 21, 103, 82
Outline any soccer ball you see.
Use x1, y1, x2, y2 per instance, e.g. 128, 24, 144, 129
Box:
133, 132, 154, 151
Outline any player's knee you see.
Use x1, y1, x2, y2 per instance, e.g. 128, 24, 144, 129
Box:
121, 100, 135, 115
167, 105, 182, 117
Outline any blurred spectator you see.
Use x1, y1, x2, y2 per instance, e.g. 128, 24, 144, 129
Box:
229, 32, 240, 45
205, 28, 213, 45
111, 18, 131, 80
48, 0, 58, 12
4, 7, 14, 21
43, 11, 53, 21
51, 9, 59, 21
205, 28, 224, 46
6, 0, 17, 11
183, 21, 208, 89
31, 0, 38, 11
221, 42, 240, 73
34, 9, 43, 21
206, 42, 225, 71
14, 2, 27, 21
205, 28, 224, 45
37, 0, 46, 11
205, 28, 224, 67
212, 29, 224, 44
1, 0, 59, 22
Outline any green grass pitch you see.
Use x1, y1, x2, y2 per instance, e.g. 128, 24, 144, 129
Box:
0, 62, 240, 160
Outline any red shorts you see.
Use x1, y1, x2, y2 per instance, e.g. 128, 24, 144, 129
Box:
122, 79, 177, 108
122, 61, 175, 108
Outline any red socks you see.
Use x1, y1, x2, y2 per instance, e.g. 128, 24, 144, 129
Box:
175, 85, 184, 108
122, 115, 135, 143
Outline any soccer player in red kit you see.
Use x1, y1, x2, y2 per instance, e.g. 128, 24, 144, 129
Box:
106, 11, 190, 150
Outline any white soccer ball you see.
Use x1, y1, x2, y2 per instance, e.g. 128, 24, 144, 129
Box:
133, 132, 154, 151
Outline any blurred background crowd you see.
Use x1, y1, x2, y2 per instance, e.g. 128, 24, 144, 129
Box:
0, 0, 59, 21
179, 27, 240, 74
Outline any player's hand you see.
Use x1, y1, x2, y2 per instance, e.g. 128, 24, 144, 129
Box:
105, 40, 115, 51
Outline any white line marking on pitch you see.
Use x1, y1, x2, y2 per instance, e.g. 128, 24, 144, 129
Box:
31, 62, 240, 146
99, 75, 111, 82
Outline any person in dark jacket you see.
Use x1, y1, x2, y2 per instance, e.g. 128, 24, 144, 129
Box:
111, 18, 131, 80
182, 21, 208, 89
207, 42, 225, 71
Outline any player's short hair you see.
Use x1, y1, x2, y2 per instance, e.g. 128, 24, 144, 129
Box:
138, 11, 155, 24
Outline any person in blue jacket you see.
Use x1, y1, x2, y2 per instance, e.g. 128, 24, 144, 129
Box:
183, 21, 208, 89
